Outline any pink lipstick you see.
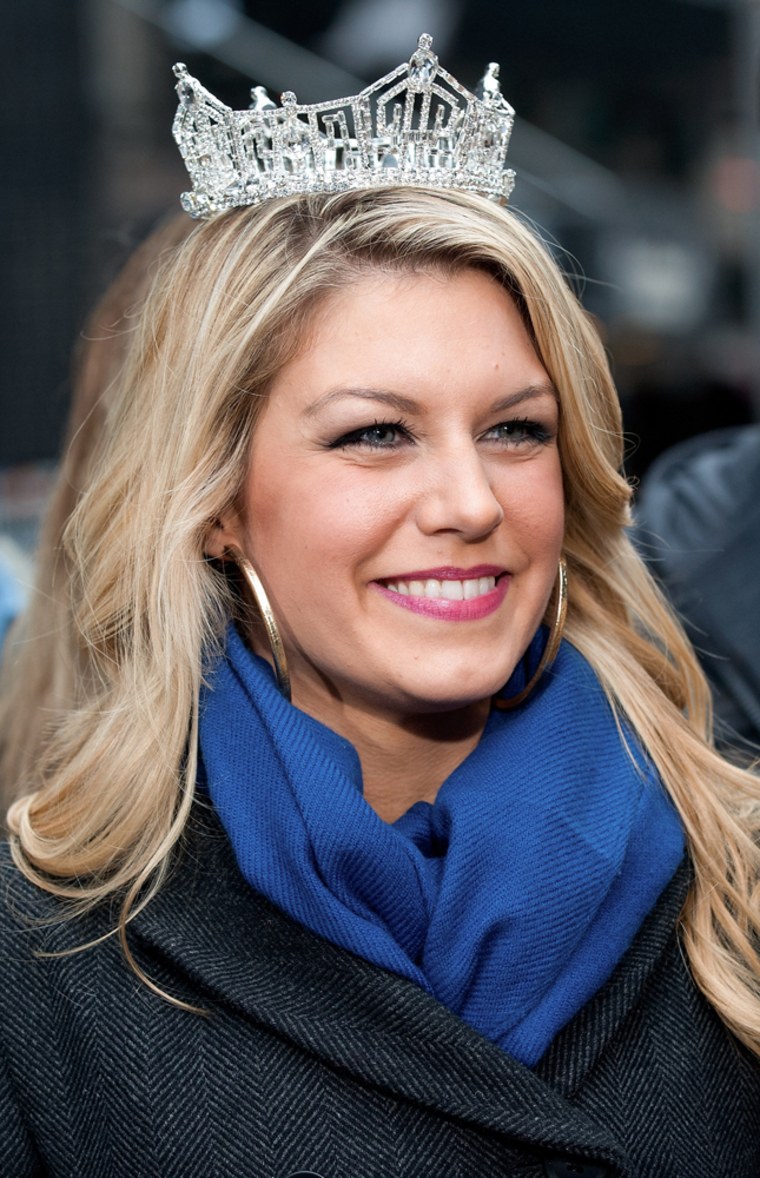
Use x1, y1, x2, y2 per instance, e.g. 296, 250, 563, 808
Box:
372, 566, 509, 622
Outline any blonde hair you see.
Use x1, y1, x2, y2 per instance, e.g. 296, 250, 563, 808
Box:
0, 213, 193, 822
3, 188, 760, 1051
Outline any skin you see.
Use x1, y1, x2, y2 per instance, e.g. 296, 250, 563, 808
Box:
209, 268, 565, 821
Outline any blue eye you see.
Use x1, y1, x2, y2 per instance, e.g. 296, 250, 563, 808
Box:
329, 420, 413, 450
484, 418, 553, 446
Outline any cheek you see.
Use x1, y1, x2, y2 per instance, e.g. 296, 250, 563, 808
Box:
244, 465, 400, 588
497, 456, 565, 553
534, 471, 566, 551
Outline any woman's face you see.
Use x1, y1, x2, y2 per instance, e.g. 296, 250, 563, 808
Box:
214, 267, 564, 723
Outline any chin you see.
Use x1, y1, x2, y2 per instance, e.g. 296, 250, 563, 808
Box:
395, 674, 510, 715
409, 652, 521, 703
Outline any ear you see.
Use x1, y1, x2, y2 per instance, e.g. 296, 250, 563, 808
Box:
204, 507, 246, 560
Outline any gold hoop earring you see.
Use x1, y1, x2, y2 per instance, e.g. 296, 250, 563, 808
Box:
224, 546, 291, 702
494, 557, 568, 711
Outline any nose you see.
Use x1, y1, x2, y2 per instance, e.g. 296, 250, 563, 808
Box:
414, 442, 504, 540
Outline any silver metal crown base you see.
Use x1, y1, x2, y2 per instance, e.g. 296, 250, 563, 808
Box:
181, 165, 516, 219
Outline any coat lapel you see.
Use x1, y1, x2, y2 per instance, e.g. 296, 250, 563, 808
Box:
132, 804, 685, 1171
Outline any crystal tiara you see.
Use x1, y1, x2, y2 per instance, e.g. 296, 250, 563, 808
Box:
172, 34, 516, 219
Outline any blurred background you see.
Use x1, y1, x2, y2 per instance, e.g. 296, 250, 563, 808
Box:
1, 0, 759, 556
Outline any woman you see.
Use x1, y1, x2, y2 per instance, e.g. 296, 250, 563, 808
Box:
2, 45, 760, 1178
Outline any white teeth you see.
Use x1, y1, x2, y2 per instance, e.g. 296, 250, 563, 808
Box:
385, 575, 497, 599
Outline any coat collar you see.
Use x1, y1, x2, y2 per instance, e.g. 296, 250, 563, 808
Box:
132, 802, 689, 1173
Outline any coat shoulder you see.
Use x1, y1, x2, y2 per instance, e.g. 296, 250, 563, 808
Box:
0, 838, 118, 993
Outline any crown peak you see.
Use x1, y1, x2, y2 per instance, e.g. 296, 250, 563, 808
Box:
250, 85, 275, 112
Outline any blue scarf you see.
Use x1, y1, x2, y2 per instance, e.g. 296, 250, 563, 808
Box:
199, 624, 684, 1067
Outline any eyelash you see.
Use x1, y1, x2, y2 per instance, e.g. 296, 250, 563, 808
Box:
484, 417, 554, 446
328, 419, 414, 450
328, 417, 554, 451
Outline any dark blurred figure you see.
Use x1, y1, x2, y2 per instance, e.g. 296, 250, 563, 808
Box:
1, 1, 90, 465
637, 425, 760, 752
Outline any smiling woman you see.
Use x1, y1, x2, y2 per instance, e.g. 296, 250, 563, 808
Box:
206, 267, 564, 817
1, 142, 760, 1178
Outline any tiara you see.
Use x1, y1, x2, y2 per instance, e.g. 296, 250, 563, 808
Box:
172, 34, 516, 219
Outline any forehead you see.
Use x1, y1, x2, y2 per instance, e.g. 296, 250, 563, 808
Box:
307, 264, 511, 330
270, 267, 547, 406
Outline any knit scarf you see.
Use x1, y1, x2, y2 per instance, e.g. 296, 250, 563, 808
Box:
199, 624, 684, 1067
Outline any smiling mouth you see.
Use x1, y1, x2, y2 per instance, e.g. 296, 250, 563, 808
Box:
372, 568, 509, 621
382, 574, 498, 601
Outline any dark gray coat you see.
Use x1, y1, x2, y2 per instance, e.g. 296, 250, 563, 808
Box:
2, 806, 760, 1178
637, 425, 760, 749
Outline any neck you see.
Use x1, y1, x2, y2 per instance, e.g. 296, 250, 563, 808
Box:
292, 686, 491, 824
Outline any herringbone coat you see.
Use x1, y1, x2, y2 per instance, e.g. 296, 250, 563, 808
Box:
2, 806, 760, 1178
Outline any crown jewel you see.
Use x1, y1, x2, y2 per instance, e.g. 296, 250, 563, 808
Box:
172, 34, 516, 219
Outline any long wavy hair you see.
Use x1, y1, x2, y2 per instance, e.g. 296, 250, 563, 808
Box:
0, 213, 192, 826
3, 188, 760, 1054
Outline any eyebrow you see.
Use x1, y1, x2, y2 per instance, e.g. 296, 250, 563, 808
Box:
302, 381, 558, 419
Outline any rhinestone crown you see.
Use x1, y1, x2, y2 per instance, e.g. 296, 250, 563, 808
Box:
172, 34, 516, 219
